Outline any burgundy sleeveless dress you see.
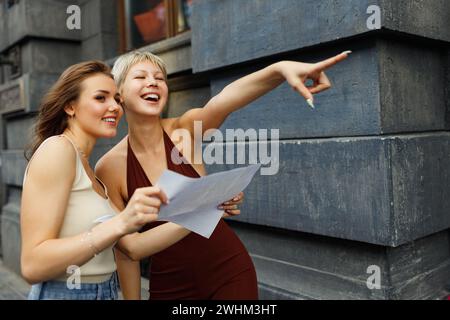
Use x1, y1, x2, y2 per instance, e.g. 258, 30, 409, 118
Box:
126, 130, 258, 299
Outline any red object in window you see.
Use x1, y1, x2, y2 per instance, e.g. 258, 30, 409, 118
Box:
134, 3, 166, 43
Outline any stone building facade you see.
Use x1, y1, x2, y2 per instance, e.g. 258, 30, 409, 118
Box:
0, 0, 449, 299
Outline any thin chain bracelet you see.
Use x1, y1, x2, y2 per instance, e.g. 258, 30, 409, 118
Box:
81, 230, 100, 257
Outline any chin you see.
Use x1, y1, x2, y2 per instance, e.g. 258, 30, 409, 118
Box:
98, 129, 118, 139
136, 107, 164, 117
134, 101, 165, 115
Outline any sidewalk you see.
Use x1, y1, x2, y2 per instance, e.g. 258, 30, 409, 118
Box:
0, 259, 30, 300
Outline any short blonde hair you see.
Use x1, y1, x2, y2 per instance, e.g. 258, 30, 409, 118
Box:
111, 50, 168, 90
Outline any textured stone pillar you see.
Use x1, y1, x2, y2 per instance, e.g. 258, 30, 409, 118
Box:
192, 0, 450, 299
0, 0, 85, 273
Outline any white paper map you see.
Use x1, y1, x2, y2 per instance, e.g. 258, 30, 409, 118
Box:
155, 164, 261, 238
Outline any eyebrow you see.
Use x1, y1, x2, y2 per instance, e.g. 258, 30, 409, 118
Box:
94, 90, 120, 97
132, 69, 163, 75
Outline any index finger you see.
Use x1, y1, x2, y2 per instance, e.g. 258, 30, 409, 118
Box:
139, 186, 169, 204
314, 51, 352, 71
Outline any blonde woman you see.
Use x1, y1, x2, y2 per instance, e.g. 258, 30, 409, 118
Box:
95, 50, 350, 299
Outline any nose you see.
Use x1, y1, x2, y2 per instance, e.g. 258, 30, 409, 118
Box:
109, 99, 121, 112
146, 77, 158, 87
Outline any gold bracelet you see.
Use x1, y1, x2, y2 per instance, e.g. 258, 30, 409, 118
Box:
82, 230, 100, 257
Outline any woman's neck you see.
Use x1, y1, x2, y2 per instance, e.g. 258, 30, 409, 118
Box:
127, 115, 165, 154
62, 126, 97, 159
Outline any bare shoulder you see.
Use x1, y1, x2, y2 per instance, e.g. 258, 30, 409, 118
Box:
161, 117, 207, 176
162, 117, 195, 143
95, 137, 129, 207
26, 136, 76, 185
95, 136, 128, 203
161, 117, 194, 152
161, 117, 180, 135
95, 136, 128, 177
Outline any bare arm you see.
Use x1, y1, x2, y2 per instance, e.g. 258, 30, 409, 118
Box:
96, 155, 191, 262
177, 51, 351, 134
116, 223, 191, 261
95, 158, 142, 300
114, 248, 142, 300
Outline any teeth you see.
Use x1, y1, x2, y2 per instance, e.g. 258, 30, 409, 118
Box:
103, 118, 115, 123
142, 93, 159, 101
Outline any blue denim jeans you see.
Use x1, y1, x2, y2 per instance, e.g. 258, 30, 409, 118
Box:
27, 273, 119, 300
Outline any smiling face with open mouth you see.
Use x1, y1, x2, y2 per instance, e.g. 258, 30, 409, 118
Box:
66, 74, 123, 139
121, 61, 169, 118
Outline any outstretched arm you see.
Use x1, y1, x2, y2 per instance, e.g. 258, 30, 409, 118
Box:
177, 51, 351, 134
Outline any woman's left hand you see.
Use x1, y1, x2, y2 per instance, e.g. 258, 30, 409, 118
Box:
218, 192, 244, 218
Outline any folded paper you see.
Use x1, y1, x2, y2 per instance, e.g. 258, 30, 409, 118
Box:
156, 164, 261, 238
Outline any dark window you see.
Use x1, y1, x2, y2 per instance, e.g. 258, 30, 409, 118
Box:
129, 0, 167, 48
6, 0, 20, 9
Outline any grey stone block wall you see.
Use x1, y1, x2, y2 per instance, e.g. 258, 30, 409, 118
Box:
1, 150, 27, 188
0, 0, 81, 52
80, 0, 119, 60
231, 221, 450, 299
211, 41, 381, 139
0, 119, 25, 266
446, 49, 450, 129
193, 0, 450, 299
5, 116, 34, 151
381, 0, 450, 42
21, 40, 80, 75
166, 86, 210, 118
206, 132, 450, 247
191, 0, 450, 72
210, 39, 447, 139
1, 187, 22, 274
387, 230, 450, 299
0, 0, 113, 275
378, 39, 448, 133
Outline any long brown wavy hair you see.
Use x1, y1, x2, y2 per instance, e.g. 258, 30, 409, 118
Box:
25, 61, 113, 161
